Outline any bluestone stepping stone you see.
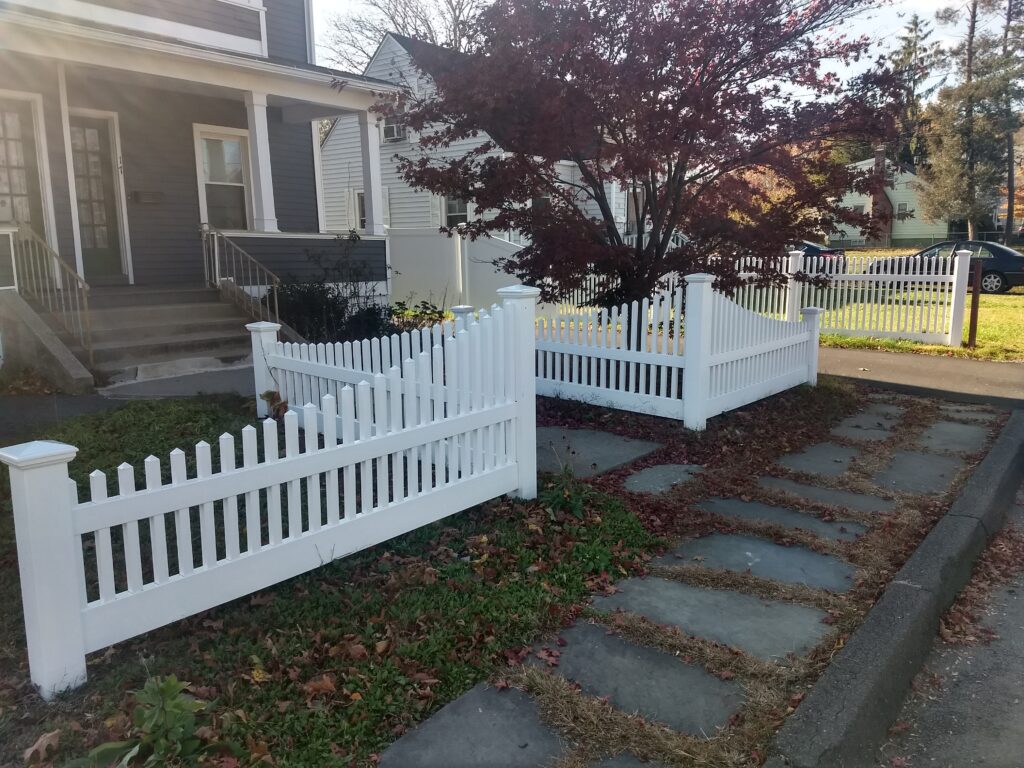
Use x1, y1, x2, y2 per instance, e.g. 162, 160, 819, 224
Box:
917, 420, 990, 455
655, 533, 856, 592
872, 450, 965, 495
378, 684, 567, 768
537, 427, 661, 478
758, 476, 895, 514
777, 442, 858, 477
697, 497, 865, 541
589, 755, 668, 767
592, 577, 831, 661
539, 622, 742, 735
624, 463, 702, 494
939, 404, 999, 424
831, 403, 904, 442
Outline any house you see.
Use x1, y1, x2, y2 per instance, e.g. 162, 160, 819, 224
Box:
0, 0, 396, 386
831, 150, 949, 248
319, 33, 632, 305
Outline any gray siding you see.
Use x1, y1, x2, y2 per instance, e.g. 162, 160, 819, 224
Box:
269, 112, 318, 232
230, 236, 387, 282
265, 0, 309, 62
85, 0, 262, 39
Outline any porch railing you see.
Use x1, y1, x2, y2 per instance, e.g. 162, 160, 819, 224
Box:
201, 226, 283, 326
12, 225, 94, 366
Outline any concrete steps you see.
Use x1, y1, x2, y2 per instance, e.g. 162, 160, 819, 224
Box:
64, 285, 256, 384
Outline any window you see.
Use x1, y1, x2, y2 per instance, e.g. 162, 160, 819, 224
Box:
445, 197, 468, 227
356, 191, 366, 229
897, 202, 909, 214
851, 204, 865, 215
382, 114, 406, 143
195, 127, 250, 230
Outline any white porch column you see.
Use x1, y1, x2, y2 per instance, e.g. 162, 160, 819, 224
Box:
245, 92, 279, 232
357, 111, 386, 236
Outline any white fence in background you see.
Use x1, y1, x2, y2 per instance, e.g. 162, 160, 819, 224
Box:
1, 286, 539, 699
536, 273, 821, 429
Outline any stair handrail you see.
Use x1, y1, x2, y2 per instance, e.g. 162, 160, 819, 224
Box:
201, 225, 285, 325
12, 224, 94, 366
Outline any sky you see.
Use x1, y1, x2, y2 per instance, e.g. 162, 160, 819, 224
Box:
309, 0, 982, 76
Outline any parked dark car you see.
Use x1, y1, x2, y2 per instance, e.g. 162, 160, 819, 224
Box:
869, 240, 1024, 293
787, 241, 847, 273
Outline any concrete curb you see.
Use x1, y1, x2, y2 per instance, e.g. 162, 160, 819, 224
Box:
765, 410, 1024, 768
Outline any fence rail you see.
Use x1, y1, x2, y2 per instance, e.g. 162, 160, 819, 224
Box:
2, 286, 539, 699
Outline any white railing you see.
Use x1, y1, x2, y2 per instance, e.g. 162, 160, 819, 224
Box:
1, 287, 539, 699
535, 273, 821, 430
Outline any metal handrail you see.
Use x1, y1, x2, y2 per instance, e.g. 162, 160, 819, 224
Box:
201, 225, 283, 326
12, 224, 94, 366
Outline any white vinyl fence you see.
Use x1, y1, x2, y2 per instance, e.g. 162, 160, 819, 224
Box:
536, 273, 822, 429
1, 286, 539, 699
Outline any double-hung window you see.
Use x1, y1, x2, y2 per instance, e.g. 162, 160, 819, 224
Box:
445, 197, 468, 227
195, 126, 250, 231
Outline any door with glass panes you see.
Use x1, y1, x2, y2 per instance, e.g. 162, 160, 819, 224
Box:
0, 98, 45, 235
69, 115, 122, 279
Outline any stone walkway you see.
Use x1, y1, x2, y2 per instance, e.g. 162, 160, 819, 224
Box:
379, 397, 1003, 767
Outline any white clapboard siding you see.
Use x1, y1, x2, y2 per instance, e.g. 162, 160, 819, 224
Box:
3, 287, 540, 700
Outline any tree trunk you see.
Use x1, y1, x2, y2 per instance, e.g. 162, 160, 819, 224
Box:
1002, 0, 1017, 244
964, 0, 979, 240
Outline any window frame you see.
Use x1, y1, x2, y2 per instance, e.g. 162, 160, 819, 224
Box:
192, 124, 253, 232
355, 191, 367, 229
382, 114, 407, 143
444, 197, 468, 227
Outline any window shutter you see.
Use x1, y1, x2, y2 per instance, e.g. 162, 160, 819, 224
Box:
429, 195, 442, 227
382, 186, 391, 227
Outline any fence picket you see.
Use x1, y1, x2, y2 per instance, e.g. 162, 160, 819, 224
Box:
89, 471, 115, 601
143, 456, 169, 584
117, 464, 143, 592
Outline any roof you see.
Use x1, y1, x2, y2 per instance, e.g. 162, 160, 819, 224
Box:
387, 33, 465, 76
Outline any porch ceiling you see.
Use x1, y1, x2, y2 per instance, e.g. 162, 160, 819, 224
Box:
0, 10, 397, 115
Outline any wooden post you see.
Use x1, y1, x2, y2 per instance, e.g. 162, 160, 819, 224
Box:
682, 273, 714, 430
968, 259, 982, 348
248, 321, 281, 417
0, 440, 86, 699
497, 285, 540, 500
785, 250, 804, 323
802, 307, 823, 386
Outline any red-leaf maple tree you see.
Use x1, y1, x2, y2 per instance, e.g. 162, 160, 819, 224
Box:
381, 0, 902, 303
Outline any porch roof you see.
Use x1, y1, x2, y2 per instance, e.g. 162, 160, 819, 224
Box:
0, 6, 400, 116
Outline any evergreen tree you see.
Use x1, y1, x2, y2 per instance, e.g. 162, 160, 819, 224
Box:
888, 14, 946, 169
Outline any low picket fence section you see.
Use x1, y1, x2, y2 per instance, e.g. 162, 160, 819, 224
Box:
1, 286, 540, 699
535, 273, 821, 429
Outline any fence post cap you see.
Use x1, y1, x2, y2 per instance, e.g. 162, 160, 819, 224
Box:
954, 249, 973, 258
0, 440, 78, 469
246, 321, 281, 332
788, 249, 805, 258
684, 273, 716, 284
451, 305, 474, 315
497, 285, 541, 299
802, 307, 825, 316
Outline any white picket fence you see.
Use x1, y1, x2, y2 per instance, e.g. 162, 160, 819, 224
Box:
0, 286, 539, 699
536, 273, 822, 429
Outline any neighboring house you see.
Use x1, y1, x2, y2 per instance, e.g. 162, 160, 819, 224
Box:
0, 0, 397, 384
319, 33, 631, 304
831, 150, 949, 248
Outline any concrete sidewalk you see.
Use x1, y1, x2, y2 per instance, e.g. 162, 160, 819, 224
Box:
819, 348, 1023, 407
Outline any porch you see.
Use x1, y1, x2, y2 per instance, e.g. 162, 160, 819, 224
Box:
0, 19, 392, 289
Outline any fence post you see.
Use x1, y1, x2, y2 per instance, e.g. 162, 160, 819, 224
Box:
802, 307, 823, 386
451, 305, 474, 333
948, 250, 971, 347
785, 250, 803, 323
0, 440, 86, 699
682, 273, 714, 431
247, 321, 281, 417
497, 284, 540, 500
